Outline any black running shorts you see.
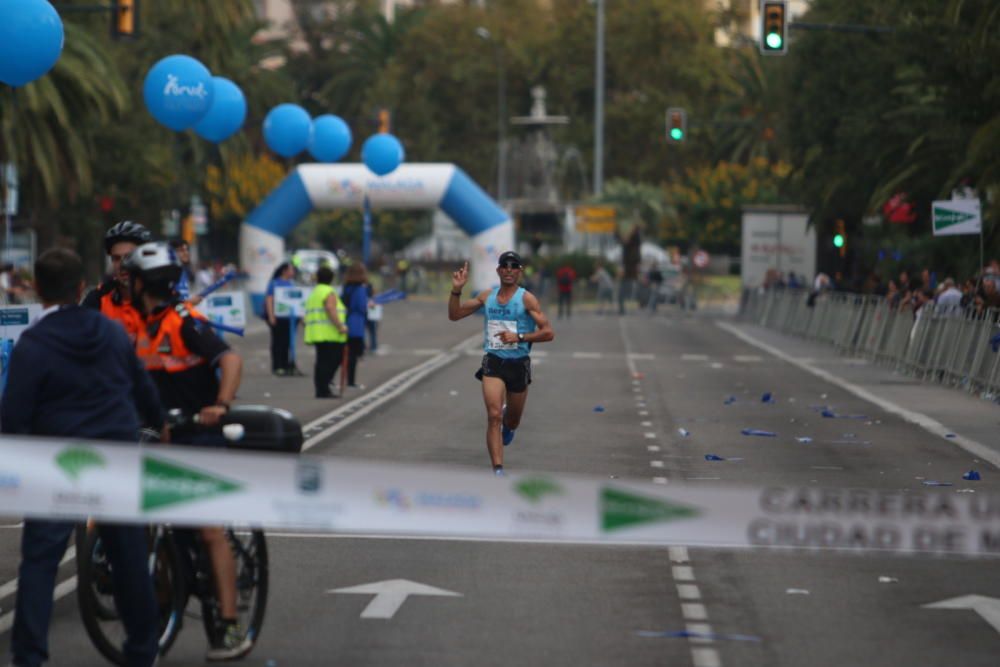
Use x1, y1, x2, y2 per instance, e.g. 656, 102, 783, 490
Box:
474, 353, 532, 393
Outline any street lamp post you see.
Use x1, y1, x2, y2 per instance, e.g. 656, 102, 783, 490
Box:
476, 27, 507, 202
594, 0, 605, 196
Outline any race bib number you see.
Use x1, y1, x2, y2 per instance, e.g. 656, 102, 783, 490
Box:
487, 320, 518, 350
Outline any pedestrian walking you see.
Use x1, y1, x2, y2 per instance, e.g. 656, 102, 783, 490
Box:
447, 252, 555, 476
3, 249, 162, 667
340, 263, 370, 390
304, 266, 348, 398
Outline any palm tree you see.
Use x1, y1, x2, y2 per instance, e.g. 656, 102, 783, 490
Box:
0, 22, 127, 207
711, 49, 784, 164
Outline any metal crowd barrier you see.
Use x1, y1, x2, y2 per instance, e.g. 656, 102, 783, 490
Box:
741, 288, 1000, 399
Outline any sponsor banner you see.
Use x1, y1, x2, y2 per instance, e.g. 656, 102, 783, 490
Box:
0, 304, 42, 344
299, 164, 452, 211
274, 286, 311, 318
201, 291, 248, 328
932, 198, 981, 237
2, 438, 1000, 555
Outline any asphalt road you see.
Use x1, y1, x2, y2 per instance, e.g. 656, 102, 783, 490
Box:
3, 298, 1000, 666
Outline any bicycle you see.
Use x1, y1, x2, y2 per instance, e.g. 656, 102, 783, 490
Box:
76, 405, 303, 665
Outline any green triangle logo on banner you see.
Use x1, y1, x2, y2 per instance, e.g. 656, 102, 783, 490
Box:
601, 487, 700, 532
934, 207, 975, 229
142, 455, 243, 511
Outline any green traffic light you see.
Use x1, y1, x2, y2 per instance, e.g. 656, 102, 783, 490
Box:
833, 234, 845, 248
766, 32, 783, 49
670, 128, 684, 141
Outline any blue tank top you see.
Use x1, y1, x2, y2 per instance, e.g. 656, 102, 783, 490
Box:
482, 287, 535, 359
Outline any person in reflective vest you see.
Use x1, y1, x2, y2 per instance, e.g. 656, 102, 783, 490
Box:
304, 265, 348, 398
82, 220, 154, 342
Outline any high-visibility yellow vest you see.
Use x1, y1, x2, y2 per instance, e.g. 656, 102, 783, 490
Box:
304, 283, 347, 344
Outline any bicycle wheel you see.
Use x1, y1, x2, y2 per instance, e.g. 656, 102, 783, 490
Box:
76, 525, 186, 666
199, 529, 269, 655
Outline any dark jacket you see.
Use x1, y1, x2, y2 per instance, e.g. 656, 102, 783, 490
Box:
0, 305, 163, 441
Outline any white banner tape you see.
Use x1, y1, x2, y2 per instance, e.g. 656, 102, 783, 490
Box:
1, 438, 998, 556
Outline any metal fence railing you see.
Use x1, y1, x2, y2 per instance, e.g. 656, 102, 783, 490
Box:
741, 288, 1000, 399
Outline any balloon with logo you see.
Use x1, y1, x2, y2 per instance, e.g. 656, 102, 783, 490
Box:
308, 114, 352, 162
362, 133, 405, 176
263, 104, 312, 158
194, 77, 247, 143
143, 55, 215, 131
0, 0, 64, 87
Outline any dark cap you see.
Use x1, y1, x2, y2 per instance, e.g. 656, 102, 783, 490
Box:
497, 251, 524, 266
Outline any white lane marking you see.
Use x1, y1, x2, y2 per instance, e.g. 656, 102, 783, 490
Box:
687, 476, 722, 481
686, 622, 714, 644
682, 354, 709, 361
641, 421, 653, 427
632, 379, 642, 386
733, 355, 763, 363
681, 603, 708, 620
636, 395, 645, 401
0, 576, 77, 634
677, 584, 701, 600
572, 352, 604, 360
302, 334, 479, 450
692, 647, 722, 667
647, 445, 661, 452
620, 318, 639, 378
650, 461, 664, 468
530, 350, 549, 358
633, 387, 641, 393
328, 579, 462, 620
923, 595, 1000, 637
717, 321, 1000, 469
629, 353, 655, 360
709, 362, 724, 369
673, 566, 695, 581
653, 477, 668, 485
0, 545, 75, 604
0, 523, 22, 529
669, 547, 690, 563
644, 432, 657, 439
638, 410, 649, 416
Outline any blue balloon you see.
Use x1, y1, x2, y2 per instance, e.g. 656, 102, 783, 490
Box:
0, 0, 64, 87
194, 77, 247, 143
362, 134, 405, 176
309, 115, 352, 162
143, 55, 215, 131
263, 104, 312, 158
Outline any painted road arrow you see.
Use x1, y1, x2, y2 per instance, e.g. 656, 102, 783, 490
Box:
328, 579, 462, 619
923, 595, 1000, 636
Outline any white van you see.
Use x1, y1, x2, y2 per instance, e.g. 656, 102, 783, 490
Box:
291, 249, 340, 283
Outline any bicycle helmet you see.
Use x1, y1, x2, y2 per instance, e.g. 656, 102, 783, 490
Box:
122, 241, 182, 288
104, 220, 153, 254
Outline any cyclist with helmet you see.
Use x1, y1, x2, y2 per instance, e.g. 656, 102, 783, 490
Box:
122, 241, 251, 661
82, 221, 154, 341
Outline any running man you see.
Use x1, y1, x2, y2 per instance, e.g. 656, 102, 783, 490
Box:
448, 252, 554, 476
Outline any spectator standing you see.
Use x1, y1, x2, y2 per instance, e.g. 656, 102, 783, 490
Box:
365, 281, 383, 353
341, 263, 370, 389
304, 265, 347, 398
168, 239, 202, 306
617, 226, 641, 315
3, 249, 161, 667
264, 262, 297, 376
935, 278, 963, 314
590, 264, 615, 315
646, 265, 664, 313
555, 263, 576, 319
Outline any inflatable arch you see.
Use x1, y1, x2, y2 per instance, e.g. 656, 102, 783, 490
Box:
240, 163, 513, 312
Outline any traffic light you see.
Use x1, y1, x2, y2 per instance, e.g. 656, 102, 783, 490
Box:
666, 107, 686, 143
833, 219, 847, 257
759, 0, 787, 55
377, 108, 391, 133
111, 0, 139, 39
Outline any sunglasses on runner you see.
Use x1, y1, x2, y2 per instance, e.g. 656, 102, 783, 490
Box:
499, 261, 522, 270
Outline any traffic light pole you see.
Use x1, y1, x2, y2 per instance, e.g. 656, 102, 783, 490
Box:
593, 0, 605, 196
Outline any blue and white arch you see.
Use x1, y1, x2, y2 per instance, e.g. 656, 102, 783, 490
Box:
240, 163, 513, 312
